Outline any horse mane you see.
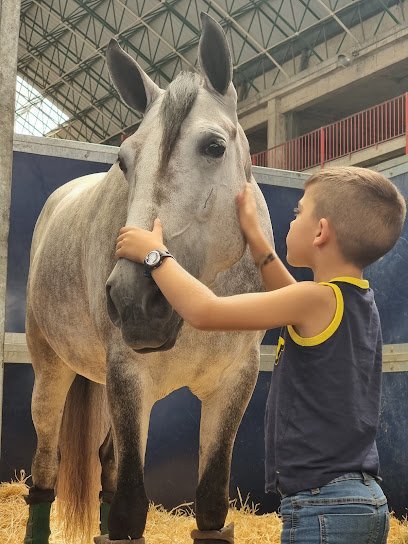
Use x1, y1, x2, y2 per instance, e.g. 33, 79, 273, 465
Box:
159, 71, 200, 174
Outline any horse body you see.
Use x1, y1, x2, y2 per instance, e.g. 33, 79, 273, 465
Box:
28, 173, 112, 383
28, 169, 267, 390
25, 13, 274, 544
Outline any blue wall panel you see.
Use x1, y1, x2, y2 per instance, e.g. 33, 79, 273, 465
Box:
378, 372, 408, 514
6, 152, 110, 333
1, 153, 407, 517
1, 364, 35, 479
365, 173, 408, 344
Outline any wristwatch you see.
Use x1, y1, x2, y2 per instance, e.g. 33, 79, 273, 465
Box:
144, 249, 174, 277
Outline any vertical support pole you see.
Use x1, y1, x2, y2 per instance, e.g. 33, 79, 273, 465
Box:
320, 126, 325, 169
0, 0, 21, 458
267, 98, 286, 150
405, 92, 408, 155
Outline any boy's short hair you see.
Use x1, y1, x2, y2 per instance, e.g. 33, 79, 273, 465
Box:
305, 166, 407, 268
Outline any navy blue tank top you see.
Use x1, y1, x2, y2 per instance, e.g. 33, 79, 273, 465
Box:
264, 277, 382, 496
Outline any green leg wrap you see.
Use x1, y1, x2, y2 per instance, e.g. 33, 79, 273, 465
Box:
100, 501, 111, 535
24, 502, 52, 544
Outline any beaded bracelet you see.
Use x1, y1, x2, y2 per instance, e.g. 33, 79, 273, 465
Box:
258, 252, 276, 270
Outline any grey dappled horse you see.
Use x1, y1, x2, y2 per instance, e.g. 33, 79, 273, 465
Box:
25, 13, 273, 544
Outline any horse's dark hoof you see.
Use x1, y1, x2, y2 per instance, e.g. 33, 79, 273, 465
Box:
191, 522, 234, 543
94, 536, 145, 544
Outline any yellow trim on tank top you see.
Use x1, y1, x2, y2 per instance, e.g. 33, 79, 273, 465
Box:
287, 282, 344, 347
329, 276, 369, 289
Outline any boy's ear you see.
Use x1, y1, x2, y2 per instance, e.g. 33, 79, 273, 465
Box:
313, 218, 330, 247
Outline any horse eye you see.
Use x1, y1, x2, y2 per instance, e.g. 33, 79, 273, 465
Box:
204, 142, 226, 158
117, 156, 127, 174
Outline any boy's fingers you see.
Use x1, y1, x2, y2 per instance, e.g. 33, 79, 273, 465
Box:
153, 217, 163, 233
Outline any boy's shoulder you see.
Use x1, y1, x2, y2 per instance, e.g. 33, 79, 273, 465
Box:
280, 280, 337, 307
287, 281, 339, 338
291, 280, 336, 301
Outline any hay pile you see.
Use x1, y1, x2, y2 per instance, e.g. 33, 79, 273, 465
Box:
1, 474, 407, 544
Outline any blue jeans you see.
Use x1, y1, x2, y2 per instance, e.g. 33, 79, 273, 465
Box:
279, 472, 389, 544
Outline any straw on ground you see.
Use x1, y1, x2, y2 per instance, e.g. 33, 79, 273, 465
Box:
1, 474, 407, 544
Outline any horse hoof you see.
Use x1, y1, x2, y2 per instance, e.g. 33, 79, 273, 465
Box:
94, 536, 108, 544
94, 536, 145, 544
191, 522, 234, 543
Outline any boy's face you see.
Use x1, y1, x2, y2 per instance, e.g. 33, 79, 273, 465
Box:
286, 187, 320, 267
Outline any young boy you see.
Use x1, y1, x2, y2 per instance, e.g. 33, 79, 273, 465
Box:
115, 166, 406, 544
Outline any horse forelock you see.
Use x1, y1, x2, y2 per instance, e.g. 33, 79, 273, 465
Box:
159, 72, 200, 176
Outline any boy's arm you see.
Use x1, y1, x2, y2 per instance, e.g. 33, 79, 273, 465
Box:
247, 230, 296, 291
151, 257, 326, 331
115, 221, 330, 332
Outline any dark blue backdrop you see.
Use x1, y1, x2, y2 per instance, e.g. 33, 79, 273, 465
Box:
1, 152, 407, 516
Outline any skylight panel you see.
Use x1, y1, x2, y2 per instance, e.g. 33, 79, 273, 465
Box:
14, 76, 69, 137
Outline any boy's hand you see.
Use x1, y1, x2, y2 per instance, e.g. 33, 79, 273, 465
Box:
115, 218, 167, 263
236, 182, 272, 266
236, 183, 263, 244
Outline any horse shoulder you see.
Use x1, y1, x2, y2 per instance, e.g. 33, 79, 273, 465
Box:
31, 173, 107, 256
212, 248, 264, 297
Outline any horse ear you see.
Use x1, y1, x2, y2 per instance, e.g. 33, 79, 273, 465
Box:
198, 13, 233, 96
106, 39, 162, 113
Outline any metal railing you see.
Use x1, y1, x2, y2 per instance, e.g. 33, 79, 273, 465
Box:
251, 93, 407, 170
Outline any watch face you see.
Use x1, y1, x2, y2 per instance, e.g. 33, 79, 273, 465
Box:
146, 250, 160, 266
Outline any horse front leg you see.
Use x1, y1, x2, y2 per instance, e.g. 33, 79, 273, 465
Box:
98, 429, 117, 535
192, 352, 259, 544
95, 357, 153, 544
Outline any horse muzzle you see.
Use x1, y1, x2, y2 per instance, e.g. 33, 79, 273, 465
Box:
106, 278, 183, 352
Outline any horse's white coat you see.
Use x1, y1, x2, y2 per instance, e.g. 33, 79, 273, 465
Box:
25, 14, 275, 542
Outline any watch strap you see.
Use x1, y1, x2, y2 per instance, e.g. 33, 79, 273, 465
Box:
144, 250, 174, 277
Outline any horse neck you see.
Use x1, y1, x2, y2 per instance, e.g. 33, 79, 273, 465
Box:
211, 248, 264, 297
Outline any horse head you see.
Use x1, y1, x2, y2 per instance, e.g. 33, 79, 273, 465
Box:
105, 13, 252, 353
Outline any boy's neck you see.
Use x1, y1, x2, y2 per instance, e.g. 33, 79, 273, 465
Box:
313, 262, 364, 284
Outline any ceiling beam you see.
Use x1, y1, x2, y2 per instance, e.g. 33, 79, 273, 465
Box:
314, 0, 361, 46
203, 0, 290, 78
232, 0, 375, 74
16, 46, 124, 134
18, 12, 116, 116
73, 0, 172, 82
112, 0, 197, 72
17, 3, 165, 118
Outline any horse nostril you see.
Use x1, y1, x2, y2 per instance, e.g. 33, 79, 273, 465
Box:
142, 289, 171, 321
106, 284, 121, 326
